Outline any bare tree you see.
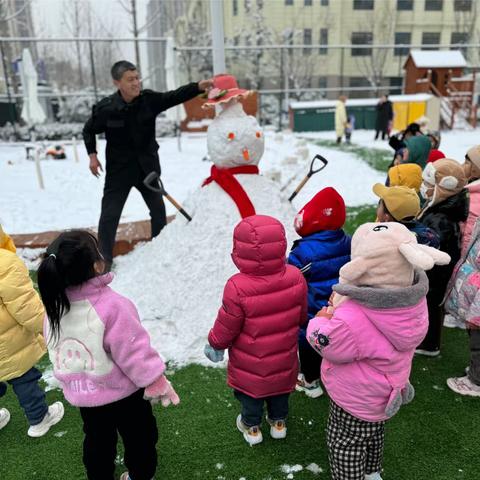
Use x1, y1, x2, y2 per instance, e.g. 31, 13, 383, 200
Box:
174, 1, 212, 81
118, 0, 142, 72
453, 0, 479, 65
354, 0, 396, 95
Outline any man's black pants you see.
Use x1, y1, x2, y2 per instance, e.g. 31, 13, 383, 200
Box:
79, 389, 158, 480
98, 164, 166, 264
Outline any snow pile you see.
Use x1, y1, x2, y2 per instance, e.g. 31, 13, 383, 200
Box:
306, 463, 323, 474
113, 174, 297, 366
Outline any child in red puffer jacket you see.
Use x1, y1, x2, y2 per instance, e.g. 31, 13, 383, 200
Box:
205, 215, 307, 445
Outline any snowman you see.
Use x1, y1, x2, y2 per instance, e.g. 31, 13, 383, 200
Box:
113, 74, 297, 365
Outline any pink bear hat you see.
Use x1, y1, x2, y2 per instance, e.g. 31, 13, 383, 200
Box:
339, 222, 451, 289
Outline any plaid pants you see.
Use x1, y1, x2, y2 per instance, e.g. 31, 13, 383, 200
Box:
327, 401, 385, 480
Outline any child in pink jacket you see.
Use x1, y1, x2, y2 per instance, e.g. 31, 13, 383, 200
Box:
205, 215, 307, 446
461, 145, 480, 255
307, 222, 449, 480
37, 230, 179, 480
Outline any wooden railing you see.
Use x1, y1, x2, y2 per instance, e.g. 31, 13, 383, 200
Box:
414, 70, 477, 129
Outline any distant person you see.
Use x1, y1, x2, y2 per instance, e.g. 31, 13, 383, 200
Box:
82, 60, 213, 271
335, 95, 347, 144
374, 95, 393, 141
345, 114, 355, 144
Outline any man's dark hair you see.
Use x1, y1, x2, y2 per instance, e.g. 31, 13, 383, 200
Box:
111, 61, 137, 80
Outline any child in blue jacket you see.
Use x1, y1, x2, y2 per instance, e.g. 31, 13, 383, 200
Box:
288, 187, 351, 398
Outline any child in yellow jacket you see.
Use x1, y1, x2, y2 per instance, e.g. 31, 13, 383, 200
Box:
0, 225, 64, 436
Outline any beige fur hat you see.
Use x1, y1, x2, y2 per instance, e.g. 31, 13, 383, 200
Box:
420, 158, 467, 210
339, 222, 450, 289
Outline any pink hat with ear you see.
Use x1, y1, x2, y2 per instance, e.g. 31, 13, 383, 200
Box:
340, 222, 450, 289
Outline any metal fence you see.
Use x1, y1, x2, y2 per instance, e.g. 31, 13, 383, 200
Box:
0, 37, 479, 128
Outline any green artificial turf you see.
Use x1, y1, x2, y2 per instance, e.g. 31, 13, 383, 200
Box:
10, 148, 475, 479
310, 139, 392, 173
1, 327, 477, 480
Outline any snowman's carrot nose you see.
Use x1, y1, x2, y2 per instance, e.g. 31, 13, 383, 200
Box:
243, 148, 250, 161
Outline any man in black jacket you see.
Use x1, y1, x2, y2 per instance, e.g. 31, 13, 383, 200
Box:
83, 60, 212, 270
374, 94, 393, 141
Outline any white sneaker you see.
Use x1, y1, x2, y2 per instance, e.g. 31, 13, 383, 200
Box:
365, 473, 383, 480
266, 416, 287, 439
443, 314, 466, 329
0, 408, 10, 430
27, 402, 64, 438
295, 374, 323, 398
236, 414, 263, 445
447, 376, 480, 397
415, 348, 440, 357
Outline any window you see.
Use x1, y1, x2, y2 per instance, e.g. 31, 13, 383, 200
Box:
397, 0, 413, 9
233, 0, 238, 15
451, 32, 468, 54
351, 32, 373, 56
451, 32, 468, 45
422, 32, 441, 49
389, 77, 403, 94
350, 77, 371, 98
454, 0, 472, 11
321, 0, 329, 4
304, 29, 312, 55
234, 35, 240, 46
318, 77, 327, 89
353, 0, 374, 8
304, 0, 312, 5
394, 32, 411, 56
319, 28, 328, 55
256, 0, 264, 7
425, 0, 443, 10
285, 0, 293, 4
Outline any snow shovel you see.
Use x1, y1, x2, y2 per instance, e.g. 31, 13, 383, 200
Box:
288, 154, 328, 202
143, 172, 193, 222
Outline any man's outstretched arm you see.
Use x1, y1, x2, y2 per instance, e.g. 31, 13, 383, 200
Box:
150, 79, 213, 114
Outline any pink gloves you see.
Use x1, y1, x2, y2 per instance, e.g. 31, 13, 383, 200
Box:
144, 375, 180, 407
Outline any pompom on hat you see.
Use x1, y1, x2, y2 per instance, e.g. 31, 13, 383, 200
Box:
294, 187, 346, 237
427, 149, 446, 163
202, 74, 250, 108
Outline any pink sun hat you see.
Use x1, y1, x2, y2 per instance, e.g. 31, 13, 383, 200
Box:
202, 74, 250, 108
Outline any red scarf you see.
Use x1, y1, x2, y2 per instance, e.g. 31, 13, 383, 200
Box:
202, 165, 259, 218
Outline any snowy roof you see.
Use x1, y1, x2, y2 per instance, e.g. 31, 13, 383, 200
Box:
409, 50, 467, 68
290, 94, 432, 110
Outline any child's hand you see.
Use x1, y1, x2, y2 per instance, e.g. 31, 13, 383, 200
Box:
204, 344, 225, 363
144, 375, 180, 407
315, 306, 333, 319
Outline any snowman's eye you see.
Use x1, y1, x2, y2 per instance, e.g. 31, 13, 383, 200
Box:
256, 132, 261, 138
228, 132, 235, 141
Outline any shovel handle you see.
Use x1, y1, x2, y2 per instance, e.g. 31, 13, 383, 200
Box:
143, 172, 167, 195
309, 154, 328, 175
288, 175, 309, 202
165, 194, 192, 222
143, 171, 192, 222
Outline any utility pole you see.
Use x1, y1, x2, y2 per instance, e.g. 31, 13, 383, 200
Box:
131, 0, 141, 72
209, 0, 225, 74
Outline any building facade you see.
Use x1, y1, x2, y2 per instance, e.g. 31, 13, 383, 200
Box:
146, 0, 480, 98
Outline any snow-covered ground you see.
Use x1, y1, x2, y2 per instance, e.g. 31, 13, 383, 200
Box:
6, 127, 477, 369
0, 130, 384, 235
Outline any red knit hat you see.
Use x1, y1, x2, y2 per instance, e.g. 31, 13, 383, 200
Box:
294, 187, 346, 237
427, 149, 446, 163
